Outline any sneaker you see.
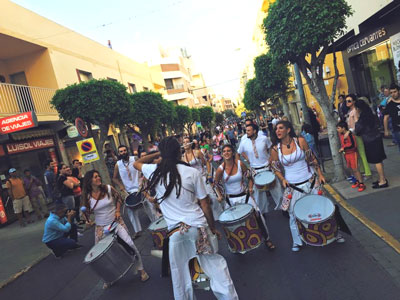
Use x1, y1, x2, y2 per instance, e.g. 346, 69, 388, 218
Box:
351, 181, 360, 188
358, 183, 366, 192
291, 244, 301, 252
346, 176, 355, 182
336, 235, 345, 243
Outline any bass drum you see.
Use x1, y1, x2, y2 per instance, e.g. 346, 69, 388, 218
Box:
293, 195, 338, 246
148, 217, 168, 250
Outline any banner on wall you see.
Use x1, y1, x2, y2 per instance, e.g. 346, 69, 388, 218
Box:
390, 32, 400, 85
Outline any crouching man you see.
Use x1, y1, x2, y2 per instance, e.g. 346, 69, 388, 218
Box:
42, 203, 82, 258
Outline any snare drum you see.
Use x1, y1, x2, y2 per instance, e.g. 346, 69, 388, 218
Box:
84, 234, 136, 285
148, 217, 168, 250
293, 195, 338, 246
254, 171, 275, 191
125, 192, 143, 209
219, 204, 264, 254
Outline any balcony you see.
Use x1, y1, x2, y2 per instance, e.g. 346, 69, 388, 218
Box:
0, 83, 58, 121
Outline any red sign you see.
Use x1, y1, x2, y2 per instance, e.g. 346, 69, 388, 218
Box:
6, 138, 55, 154
75, 117, 88, 138
0, 111, 38, 134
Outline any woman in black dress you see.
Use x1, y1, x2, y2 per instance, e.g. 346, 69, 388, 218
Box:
354, 100, 388, 189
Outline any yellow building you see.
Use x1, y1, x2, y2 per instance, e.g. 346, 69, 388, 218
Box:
0, 0, 165, 180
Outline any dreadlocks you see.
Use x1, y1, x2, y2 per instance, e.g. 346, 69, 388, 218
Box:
144, 137, 189, 202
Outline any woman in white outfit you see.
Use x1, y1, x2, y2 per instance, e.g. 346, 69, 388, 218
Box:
182, 137, 222, 219
269, 121, 342, 252
215, 144, 275, 251
134, 137, 238, 300
81, 170, 149, 286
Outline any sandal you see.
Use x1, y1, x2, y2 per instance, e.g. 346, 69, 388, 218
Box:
140, 271, 150, 282
265, 240, 276, 251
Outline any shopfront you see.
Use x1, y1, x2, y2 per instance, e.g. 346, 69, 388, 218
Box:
339, 3, 400, 105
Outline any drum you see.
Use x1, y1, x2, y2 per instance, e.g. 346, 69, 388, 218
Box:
218, 204, 264, 254
293, 195, 338, 246
189, 257, 210, 290
84, 234, 136, 285
125, 192, 143, 209
254, 171, 275, 191
147, 217, 168, 250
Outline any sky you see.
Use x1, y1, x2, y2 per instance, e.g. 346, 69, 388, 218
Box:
12, 0, 261, 100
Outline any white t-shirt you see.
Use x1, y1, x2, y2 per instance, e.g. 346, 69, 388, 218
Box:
237, 134, 272, 168
272, 118, 280, 127
141, 163, 208, 230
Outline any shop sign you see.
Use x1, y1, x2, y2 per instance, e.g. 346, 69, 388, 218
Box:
76, 137, 100, 164
390, 32, 400, 85
0, 111, 38, 134
75, 117, 88, 138
6, 138, 55, 154
67, 126, 80, 138
347, 28, 387, 54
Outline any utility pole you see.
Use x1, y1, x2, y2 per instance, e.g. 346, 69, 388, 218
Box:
294, 63, 311, 125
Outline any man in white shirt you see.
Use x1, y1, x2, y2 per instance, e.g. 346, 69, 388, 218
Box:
237, 123, 283, 214
271, 114, 280, 128
113, 145, 142, 236
134, 137, 238, 300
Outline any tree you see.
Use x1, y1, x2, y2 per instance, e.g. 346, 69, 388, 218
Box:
174, 105, 191, 134
198, 106, 215, 129
215, 112, 224, 125
185, 108, 200, 134
243, 78, 267, 113
223, 109, 236, 119
264, 0, 352, 181
235, 102, 250, 118
160, 100, 177, 137
51, 79, 132, 183
254, 52, 291, 121
130, 91, 164, 148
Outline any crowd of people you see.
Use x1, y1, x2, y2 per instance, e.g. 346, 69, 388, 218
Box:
4, 84, 400, 299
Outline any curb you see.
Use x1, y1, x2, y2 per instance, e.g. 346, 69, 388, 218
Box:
324, 183, 400, 255
0, 251, 50, 289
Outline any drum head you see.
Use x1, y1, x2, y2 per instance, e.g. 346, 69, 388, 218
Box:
148, 217, 167, 231
125, 192, 142, 207
293, 195, 335, 224
219, 204, 253, 223
254, 171, 275, 185
84, 234, 115, 263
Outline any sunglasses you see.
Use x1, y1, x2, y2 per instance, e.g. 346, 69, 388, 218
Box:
346, 100, 353, 103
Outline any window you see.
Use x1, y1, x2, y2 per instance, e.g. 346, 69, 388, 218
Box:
107, 77, 117, 82
143, 87, 149, 91
76, 69, 93, 82
128, 83, 137, 94
164, 79, 174, 90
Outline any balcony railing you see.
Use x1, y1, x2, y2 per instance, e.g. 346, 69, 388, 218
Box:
166, 83, 185, 90
0, 83, 57, 117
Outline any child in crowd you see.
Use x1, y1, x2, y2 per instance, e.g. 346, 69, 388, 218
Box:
301, 123, 318, 156
337, 121, 366, 192
212, 143, 223, 166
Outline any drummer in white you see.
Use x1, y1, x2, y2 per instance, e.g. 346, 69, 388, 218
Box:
237, 123, 283, 214
113, 145, 142, 236
134, 137, 238, 300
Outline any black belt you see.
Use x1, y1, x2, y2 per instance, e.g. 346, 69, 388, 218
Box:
254, 166, 267, 170
289, 175, 316, 194
227, 191, 247, 198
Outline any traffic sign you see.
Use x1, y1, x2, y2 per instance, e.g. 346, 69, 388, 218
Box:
76, 138, 99, 164
75, 117, 88, 138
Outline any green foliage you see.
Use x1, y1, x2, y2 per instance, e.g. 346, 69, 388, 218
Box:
243, 78, 265, 111
198, 106, 215, 128
223, 109, 236, 118
51, 79, 132, 126
130, 91, 165, 136
190, 108, 200, 123
254, 52, 290, 97
175, 105, 191, 133
160, 100, 177, 129
264, 0, 352, 63
215, 112, 224, 125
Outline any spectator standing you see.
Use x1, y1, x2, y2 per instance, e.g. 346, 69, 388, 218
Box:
23, 169, 49, 220
227, 126, 237, 147
57, 163, 79, 210
44, 161, 56, 203
6, 168, 34, 226
354, 100, 388, 189
271, 114, 280, 128
338, 94, 349, 122
384, 84, 400, 151
301, 124, 318, 156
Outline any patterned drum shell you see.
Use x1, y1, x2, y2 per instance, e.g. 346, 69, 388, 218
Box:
189, 257, 210, 290
293, 195, 338, 246
218, 204, 264, 254
148, 217, 168, 250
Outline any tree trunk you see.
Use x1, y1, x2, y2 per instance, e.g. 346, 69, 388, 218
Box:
298, 64, 345, 182
89, 123, 112, 185
280, 96, 292, 123
294, 63, 311, 125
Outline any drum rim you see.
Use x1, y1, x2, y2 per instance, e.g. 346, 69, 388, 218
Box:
218, 204, 254, 224
254, 171, 275, 185
293, 195, 335, 224
125, 192, 143, 207
84, 235, 117, 264
148, 217, 167, 231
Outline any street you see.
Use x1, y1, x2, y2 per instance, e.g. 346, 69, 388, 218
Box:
1, 207, 399, 300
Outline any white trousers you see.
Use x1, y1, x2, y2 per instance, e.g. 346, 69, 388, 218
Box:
169, 227, 238, 300
288, 181, 318, 246
127, 208, 142, 233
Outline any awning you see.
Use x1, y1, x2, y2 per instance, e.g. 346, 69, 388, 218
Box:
10, 129, 54, 141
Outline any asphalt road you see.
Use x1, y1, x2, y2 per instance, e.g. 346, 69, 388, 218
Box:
1, 205, 399, 300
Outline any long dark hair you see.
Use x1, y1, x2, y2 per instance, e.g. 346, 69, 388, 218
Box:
355, 99, 375, 125
145, 137, 189, 202
272, 120, 297, 145
81, 170, 108, 210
